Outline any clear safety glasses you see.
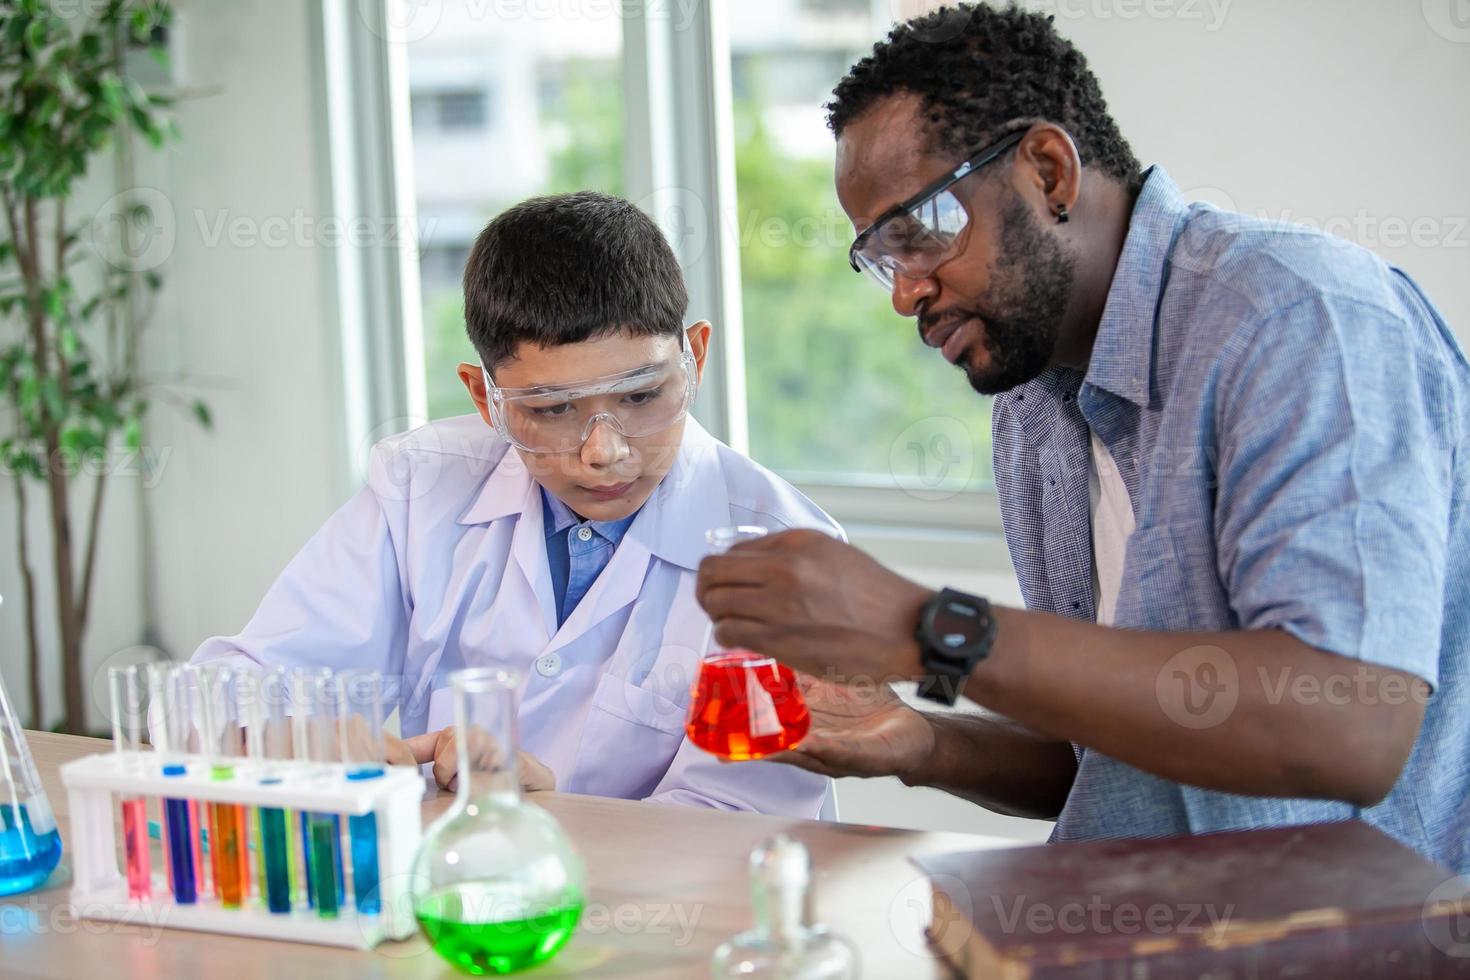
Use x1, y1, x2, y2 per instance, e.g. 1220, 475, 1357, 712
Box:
483, 340, 698, 455
847, 129, 1026, 292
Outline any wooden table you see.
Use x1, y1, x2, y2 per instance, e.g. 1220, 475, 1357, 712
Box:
2, 732, 1017, 978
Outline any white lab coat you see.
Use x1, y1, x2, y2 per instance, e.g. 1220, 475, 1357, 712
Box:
192, 414, 836, 818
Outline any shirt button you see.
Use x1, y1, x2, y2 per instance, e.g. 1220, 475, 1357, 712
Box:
576, 527, 593, 542
536, 652, 562, 678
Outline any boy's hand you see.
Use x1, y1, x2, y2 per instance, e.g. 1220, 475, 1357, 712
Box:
386, 727, 557, 793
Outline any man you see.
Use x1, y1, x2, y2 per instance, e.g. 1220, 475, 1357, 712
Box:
696, 4, 1469, 874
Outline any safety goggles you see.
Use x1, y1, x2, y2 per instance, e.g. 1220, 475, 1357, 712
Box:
847, 129, 1026, 291
483, 339, 697, 454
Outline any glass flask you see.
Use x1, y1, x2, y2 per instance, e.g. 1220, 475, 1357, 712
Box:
686, 526, 811, 760
712, 834, 858, 980
410, 667, 585, 976
0, 660, 62, 896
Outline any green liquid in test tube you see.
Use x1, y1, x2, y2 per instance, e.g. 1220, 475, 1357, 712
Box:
297, 669, 346, 919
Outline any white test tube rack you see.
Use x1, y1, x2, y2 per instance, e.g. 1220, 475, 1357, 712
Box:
59, 750, 425, 948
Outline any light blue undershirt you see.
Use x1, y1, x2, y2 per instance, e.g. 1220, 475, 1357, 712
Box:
541, 488, 639, 627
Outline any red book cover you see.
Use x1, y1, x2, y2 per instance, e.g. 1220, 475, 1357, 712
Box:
913, 821, 1470, 979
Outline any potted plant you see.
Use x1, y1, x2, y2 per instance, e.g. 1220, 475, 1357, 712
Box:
0, 0, 206, 732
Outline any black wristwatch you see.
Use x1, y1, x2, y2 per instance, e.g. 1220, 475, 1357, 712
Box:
914, 587, 998, 705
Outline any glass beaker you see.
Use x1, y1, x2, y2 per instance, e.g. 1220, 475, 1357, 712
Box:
686, 526, 811, 760
410, 667, 584, 975
0, 665, 62, 896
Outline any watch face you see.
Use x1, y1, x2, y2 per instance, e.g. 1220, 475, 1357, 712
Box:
932, 597, 983, 652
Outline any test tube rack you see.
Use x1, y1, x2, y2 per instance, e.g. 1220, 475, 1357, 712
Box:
59, 750, 424, 948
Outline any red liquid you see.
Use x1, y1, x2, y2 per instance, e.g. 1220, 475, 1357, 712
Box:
686, 651, 810, 760
121, 797, 151, 900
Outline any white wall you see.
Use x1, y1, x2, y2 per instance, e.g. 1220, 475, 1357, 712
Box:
0, 0, 361, 728
135, 0, 353, 672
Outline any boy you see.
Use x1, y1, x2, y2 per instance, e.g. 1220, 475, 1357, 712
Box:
192, 192, 835, 817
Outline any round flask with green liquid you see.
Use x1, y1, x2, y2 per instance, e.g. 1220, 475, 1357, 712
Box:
410, 667, 585, 975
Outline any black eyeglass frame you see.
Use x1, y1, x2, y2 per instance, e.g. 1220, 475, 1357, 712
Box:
846, 128, 1028, 276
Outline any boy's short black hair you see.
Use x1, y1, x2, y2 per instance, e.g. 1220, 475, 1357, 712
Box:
463, 191, 689, 368
827, 3, 1143, 191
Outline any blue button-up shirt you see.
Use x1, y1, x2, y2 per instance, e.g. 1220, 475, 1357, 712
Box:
542, 489, 639, 627
994, 166, 1469, 874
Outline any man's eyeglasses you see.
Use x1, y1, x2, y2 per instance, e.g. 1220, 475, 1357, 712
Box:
847, 129, 1027, 291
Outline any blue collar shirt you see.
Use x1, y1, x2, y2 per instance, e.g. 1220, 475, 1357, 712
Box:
992, 166, 1470, 874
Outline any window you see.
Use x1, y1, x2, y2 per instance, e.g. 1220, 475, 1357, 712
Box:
380, 0, 993, 530
403, 12, 624, 421
725, 1, 993, 495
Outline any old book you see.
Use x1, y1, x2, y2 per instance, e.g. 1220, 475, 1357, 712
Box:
913, 820, 1470, 979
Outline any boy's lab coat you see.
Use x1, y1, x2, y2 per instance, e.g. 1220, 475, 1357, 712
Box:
192, 414, 834, 818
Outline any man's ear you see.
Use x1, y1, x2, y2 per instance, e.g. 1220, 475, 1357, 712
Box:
457, 361, 494, 427
686, 320, 713, 384
1014, 123, 1082, 222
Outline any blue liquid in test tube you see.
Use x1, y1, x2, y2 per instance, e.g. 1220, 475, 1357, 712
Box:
163, 768, 197, 904
347, 767, 383, 914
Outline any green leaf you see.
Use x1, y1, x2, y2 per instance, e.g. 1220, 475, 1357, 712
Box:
191, 398, 212, 431
39, 376, 65, 421
124, 417, 142, 451
59, 326, 79, 359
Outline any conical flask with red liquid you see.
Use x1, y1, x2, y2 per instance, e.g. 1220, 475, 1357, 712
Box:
686, 526, 811, 761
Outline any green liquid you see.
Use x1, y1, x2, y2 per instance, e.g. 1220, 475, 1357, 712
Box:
308, 817, 340, 919
415, 892, 581, 975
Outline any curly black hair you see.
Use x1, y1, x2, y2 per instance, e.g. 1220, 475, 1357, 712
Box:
828, 3, 1142, 190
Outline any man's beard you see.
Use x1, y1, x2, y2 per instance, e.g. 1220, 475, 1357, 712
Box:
957, 190, 1076, 395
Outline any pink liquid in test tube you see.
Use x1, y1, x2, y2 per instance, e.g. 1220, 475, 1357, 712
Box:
121, 797, 151, 899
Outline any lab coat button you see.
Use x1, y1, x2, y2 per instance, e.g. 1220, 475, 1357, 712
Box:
536, 652, 563, 677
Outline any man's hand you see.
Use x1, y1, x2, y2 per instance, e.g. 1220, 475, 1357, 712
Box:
695, 529, 934, 681
767, 674, 937, 782
384, 728, 557, 793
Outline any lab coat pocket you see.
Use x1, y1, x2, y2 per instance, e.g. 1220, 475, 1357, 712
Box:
566, 672, 688, 799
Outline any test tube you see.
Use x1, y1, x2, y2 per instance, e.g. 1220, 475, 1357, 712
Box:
181, 667, 211, 898
147, 664, 196, 904
108, 666, 151, 901
255, 668, 294, 913
295, 669, 345, 918
197, 666, 250, 908
341, 670, 385, 915
233, 669, 267, 904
